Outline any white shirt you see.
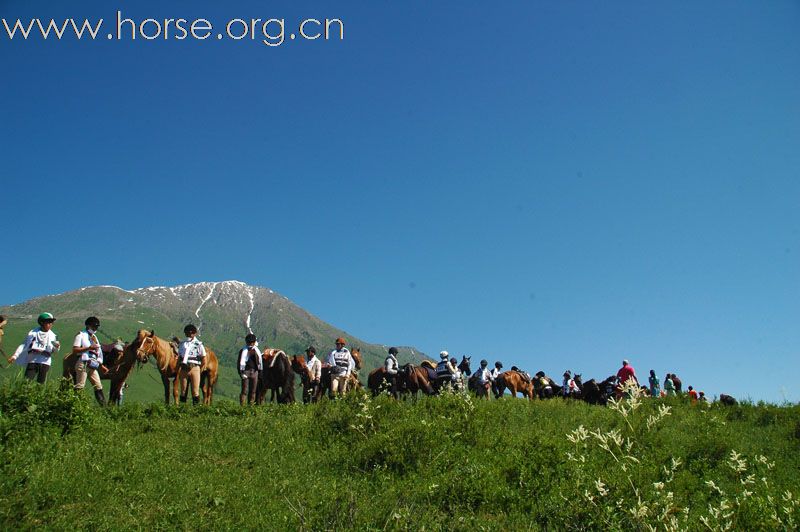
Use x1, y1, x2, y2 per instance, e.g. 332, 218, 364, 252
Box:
179, 337, 206, 365
327, 348, 354, 376
306, 355, 322, 381
238, 345, 263, 372
474, 367, 492, 385
73, 329, 104, 363
22, 328, 59, 366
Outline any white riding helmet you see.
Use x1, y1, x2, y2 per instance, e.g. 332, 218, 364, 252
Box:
439, 350, 449, 360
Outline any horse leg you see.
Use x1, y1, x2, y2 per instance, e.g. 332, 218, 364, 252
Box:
160, 375, 170, 405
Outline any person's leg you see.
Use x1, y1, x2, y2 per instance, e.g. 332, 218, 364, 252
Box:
240, 374, 249, 406
74, 360, 89, 390
248, 372, 258, 405
190, 366, 201, 404
37, 364, 50, 384
89, 368, 105, 405
178, 367, 189, 402
24, 363, 39, 381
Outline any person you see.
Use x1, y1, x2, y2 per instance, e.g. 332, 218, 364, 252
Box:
563, 371, 580, 397
238, 333, 262, 405
671, 373, 683, 394
687, 386, 698, 404
535, 371, 554, 398
699, 391, 707, 403
616, 359, 638, 387
304, 346, 322, 403
490, 361, 503, 398
648, 370, 660, 397
72, 316, 107, 406
0, 315, 7, 352
178, 324, 206, 405
472, 359, 493, 399
561, 371, 572, 398
8, 313, 60, 383
433, 351, 456, 393
326, 337, 354, 397
384, 347, 400, 398
449, 357, 463, 390
663, 373, 676, 396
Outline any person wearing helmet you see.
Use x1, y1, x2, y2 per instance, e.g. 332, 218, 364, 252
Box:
71, 316, 107, 406
7, 313, 61, 383
433, 351, 456, 393
326, 337, 354, 398
384, 347, 400, 398
472, 359, 493, 399
304, 346, 322, 403
490, 361, 503, 398
178, 324, 206, 405
238, 333, 262, 406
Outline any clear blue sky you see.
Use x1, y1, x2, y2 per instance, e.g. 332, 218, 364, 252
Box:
2, 1, 798, 402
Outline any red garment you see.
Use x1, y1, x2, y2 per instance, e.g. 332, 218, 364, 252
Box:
688, 389, 698, 401
617, 365, 637, 384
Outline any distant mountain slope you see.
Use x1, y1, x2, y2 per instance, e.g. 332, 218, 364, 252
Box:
0, 281, 427, 401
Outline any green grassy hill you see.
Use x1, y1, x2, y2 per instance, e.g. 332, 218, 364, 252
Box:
0, 381, 798, 530
0, 281, 427, 401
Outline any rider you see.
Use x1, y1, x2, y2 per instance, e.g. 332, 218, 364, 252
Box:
434, 351, 456, 393
304, 346, 322, 403
326, 337, 354, 398
384, 347, 400, 398
472, 359, 493, 399
450, 357, 462, 390
562, 371, 572, 398
72, 316, 107, 406
238, 333, 262, 406
8, 313, 60, 383
178, 324, 206, 405
490, 361, 503, 398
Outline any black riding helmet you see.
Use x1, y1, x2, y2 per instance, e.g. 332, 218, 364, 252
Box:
85, 316, 100, 329
184, 324, 198, 336
245, 333, 257, 344
481, 359, 488, 367
495, 361, 503, 368
388, 347, 399, 355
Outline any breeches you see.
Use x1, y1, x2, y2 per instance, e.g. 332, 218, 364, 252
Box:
331, 375, 349, 394
179, 365, 201, 398
74, 360, 103, 390
24, 363, 50, 384
240, 369, 258, 404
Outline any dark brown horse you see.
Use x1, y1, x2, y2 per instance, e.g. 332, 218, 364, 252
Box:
368, 363, 435, 398
258, 349, 294, 404
63, 339, 135, 405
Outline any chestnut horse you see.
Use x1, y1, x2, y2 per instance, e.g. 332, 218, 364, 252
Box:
134, 330, 219, 405
63, 339, 136, 404
496, 370, 535, 400
368, 363, 435, 398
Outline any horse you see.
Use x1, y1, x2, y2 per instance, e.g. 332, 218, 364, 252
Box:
495, 370, 535, 400
318, 347, 363, 399
719, 394, 737, 406
258, 349, 296, 404
62, 339, 136, 405
577, 376, 616, 405
533, 372, 561, 399
368, 363, 435, 398
134, 330, 219, 405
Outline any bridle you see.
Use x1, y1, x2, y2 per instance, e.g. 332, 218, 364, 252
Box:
136, 336, 156, 363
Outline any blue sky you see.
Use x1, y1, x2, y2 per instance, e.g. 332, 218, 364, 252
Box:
2, 1, 798, 402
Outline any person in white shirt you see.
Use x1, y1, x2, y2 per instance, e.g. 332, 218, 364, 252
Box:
178, 324, 206, 405
472, 359, 493, 399
326, 337, 354, 398
384, 347, 400, 398
238, 334, 262, 406
304, 346, 322, 403
71, 316, 107, 406
8, 312, 60, 383
433, 351, 457, 393
490, 361, 503, 398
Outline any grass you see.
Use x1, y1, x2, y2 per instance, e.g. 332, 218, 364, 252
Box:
0, 379, 798, 530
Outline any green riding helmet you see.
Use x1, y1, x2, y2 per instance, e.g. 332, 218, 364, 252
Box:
37, 312, 56, 325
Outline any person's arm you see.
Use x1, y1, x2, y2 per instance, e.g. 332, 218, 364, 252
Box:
313, 360, 321, 381
72, 333, 93, 356
238, 348, 246, 373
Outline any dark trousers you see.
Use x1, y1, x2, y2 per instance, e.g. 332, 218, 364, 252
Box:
240, 370, 259, 405
25, 363, 49, 384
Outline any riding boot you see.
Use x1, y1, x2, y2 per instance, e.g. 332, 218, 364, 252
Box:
94, 388, 107, 407
192, 395, 200, 406
180, 395, 187, 403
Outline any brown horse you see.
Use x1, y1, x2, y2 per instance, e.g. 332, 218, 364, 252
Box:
318, 347, 363, 400
368, 363, 435, 398
63, 339, 136, 404
496, 371, 535, 400
258, 349, 296, 404
134, 330, 219, 405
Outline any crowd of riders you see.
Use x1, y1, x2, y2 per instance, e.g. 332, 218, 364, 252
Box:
1, 312, 719, 406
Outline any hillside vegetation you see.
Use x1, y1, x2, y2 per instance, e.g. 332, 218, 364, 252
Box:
1, 379, 798, 530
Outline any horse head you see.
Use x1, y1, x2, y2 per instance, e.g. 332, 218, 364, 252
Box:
351, 347, 362, 370
291, 354, 312, 382
134, 329, 156, 363
458, 356, 471, 375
